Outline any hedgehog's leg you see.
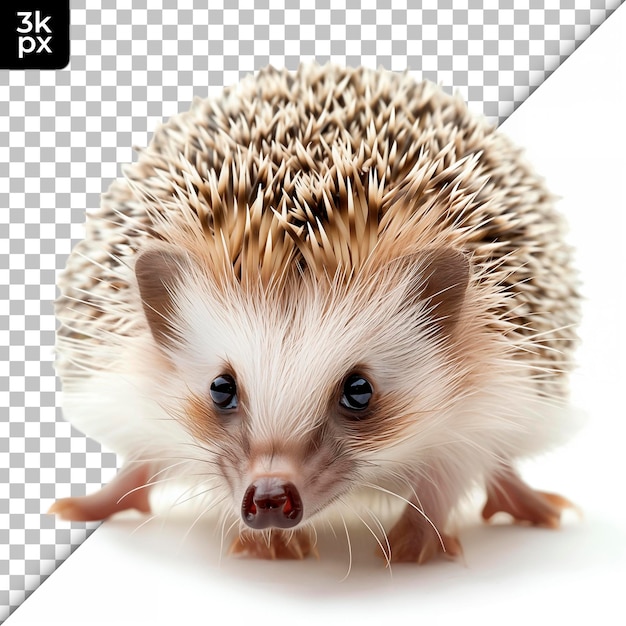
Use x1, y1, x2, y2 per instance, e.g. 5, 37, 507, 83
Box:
48, 462, 153, 521
229, 528, 318, 560
482, 466, 575, 528
386, 499, 461, 564
386, 474, 463, 564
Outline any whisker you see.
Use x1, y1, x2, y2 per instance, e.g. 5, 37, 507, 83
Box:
130, 512, 161, 536
173, 482, 220, 508
219, 513, 239, 566
226, 517, 241, 541
338, 513, 353, 583
123, 456, 199, 466
365, 508, 392, 572
362, 482, 445, 553
325, 517, 339, 541
178, 498, 224, 551
146, 459, 194, 483
309, 523, 319, 550
116, 474, 186, 506
339, 498, 391, 570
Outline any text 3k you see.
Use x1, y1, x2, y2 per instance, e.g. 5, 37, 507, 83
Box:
16, 10, 53, 58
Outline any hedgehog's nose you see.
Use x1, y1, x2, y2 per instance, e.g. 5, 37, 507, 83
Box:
241, 477, 303, 529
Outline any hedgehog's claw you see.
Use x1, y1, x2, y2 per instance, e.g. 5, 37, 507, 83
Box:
47, 462, 153, 522
482, 467, 577, 528
229, 528, 318, 560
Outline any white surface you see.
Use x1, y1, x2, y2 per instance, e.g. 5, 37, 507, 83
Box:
8, 6, 626, 625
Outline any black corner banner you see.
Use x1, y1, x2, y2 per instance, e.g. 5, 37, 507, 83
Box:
0, 2, 70, 70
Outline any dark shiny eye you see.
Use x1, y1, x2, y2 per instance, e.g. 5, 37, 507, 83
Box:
340, 374, 373, 412
209, 374, 238, 410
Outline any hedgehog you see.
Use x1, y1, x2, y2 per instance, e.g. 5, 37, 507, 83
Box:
49, 64, 580, 563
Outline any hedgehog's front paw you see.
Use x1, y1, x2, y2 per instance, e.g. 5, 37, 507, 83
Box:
229, 528, 318, 560
47, 462, 153, 522
386, 513, 462, 564
482, 467, 577, 529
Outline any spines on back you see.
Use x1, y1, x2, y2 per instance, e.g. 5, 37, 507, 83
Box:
55, 63, 579, 399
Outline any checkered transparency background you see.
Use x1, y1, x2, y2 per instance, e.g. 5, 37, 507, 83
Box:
1, 0, 622, 621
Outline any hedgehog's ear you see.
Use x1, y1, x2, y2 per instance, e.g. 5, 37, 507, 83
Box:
135, 244, 196, 348
398, 248, 470, 333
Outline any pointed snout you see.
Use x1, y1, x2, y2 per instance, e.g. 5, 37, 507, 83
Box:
241, 477, 303, 530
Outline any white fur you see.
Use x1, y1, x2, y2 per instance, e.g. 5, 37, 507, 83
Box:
61, 261, 577, 530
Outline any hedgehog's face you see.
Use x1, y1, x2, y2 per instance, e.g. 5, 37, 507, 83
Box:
135, 244, 471, 531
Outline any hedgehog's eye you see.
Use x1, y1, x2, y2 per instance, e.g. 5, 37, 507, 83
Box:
340, 374, 373, 412
210, 374, 238, 410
